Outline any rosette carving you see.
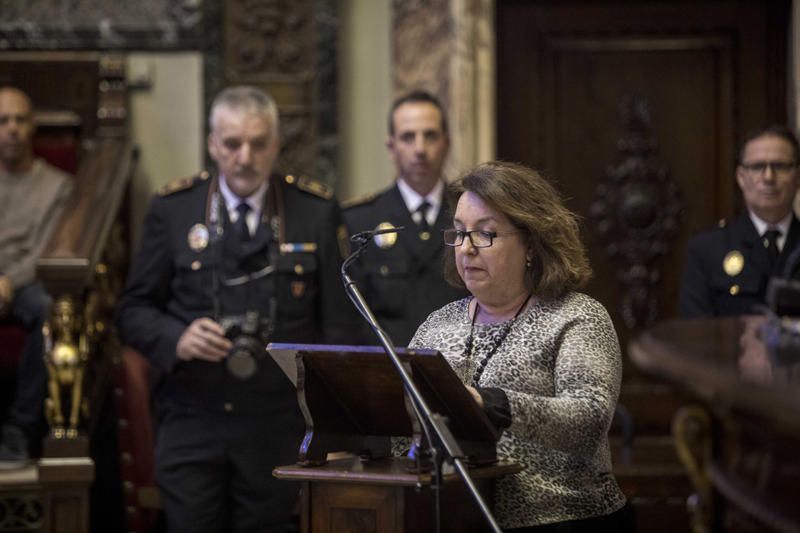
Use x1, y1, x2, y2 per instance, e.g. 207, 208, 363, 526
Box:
591, 96, 683, 329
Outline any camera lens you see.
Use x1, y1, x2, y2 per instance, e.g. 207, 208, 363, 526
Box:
227, 349, 257, 380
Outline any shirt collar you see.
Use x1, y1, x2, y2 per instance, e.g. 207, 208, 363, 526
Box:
219, 174, 267, 217
396, 177, 444, 217
748, 210, 792, 238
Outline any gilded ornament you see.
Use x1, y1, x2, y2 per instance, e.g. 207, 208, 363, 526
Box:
722, 250, 744, 277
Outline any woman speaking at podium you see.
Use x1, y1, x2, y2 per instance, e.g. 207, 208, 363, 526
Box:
409, 162, 630, 532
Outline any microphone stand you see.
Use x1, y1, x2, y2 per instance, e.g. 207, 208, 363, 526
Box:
341, 232, 503, 533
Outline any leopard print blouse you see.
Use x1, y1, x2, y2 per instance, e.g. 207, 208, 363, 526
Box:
410, 292, 627, 528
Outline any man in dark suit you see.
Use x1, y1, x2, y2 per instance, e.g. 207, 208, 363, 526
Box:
680, 125, 800, 317
343, 90, 468, 346
117, 86, 354, 532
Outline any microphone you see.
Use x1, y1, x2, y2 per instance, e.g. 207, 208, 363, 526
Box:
350, 226, 405, 244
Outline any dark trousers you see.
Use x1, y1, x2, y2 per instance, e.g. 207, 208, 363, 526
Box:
155, 405, 303, 533
6, 282, 50, 440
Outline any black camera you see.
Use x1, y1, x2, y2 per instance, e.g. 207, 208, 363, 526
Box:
762, 277, 800, 365
221, 311, 272, 380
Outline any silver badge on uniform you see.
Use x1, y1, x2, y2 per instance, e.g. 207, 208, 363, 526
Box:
374, 222, 398, 249
187, 223, 209, 251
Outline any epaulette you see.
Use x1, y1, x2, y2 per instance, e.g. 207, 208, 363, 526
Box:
158, 170, 209, 196
341, 183, 395, 210
341, 191, 378, 210
717, 218, 728, 229
284, 174, 333, 200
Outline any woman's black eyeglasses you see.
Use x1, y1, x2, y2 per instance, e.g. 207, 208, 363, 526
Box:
443, 229, 522, 248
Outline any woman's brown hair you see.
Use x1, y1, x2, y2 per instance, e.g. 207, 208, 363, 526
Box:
443, 161, 592, 300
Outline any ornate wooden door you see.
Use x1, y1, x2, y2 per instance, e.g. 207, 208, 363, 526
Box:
496, 1, 789, 530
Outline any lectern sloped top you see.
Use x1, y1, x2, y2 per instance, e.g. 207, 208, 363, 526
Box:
267, 343, 500, 465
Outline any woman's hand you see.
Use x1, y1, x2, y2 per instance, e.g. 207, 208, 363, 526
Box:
466, 385, 484, 408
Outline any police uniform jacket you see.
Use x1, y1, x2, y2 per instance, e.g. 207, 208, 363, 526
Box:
679, 212, 800, 318
343, 183, 468, 346
117, 171, 355, 415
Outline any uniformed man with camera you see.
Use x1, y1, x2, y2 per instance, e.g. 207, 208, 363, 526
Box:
117, 86, 355, 532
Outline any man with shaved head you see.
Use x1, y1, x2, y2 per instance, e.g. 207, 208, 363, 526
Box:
0, 86, 72, 466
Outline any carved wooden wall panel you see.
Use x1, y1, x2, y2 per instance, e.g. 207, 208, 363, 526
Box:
496, 0, 787, 345
497, 4, 788, 530
591, 96, 683, 329
225, 0, 314, 79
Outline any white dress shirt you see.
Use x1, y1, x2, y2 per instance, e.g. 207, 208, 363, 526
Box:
219, 175, 268, 237
397, 177, 444, 227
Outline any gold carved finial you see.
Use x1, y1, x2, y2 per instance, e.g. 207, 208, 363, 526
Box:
44, 296, 88, 440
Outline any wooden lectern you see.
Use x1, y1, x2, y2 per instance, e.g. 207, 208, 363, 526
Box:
270, 344, 521, 533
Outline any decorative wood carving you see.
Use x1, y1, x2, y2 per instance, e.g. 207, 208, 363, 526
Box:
41, 235, 127, 459
43, 297, 87, 443
0, 494, 42, 531
221, 0, 333, 182
672, 405, 712, 533
590, 96, 683, 329
711, 419, 800, 533
224, 0, 313, 79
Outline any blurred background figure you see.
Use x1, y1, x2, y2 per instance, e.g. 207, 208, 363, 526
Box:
681, 126, 800, 318
0, 86, 72, 467
343, 90, 467, 346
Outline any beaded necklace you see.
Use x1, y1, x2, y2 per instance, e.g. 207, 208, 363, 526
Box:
463, 292, 533, 386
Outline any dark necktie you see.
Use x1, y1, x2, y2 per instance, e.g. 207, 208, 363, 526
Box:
763, 228, 781, 272
415, 201, 431, 231
235, 202, 251, 241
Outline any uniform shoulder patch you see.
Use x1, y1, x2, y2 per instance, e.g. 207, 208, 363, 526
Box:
341, 184, 394, 210
341, 191, 378, 210
158, 171, 209, 197
285, 174, 333, 200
